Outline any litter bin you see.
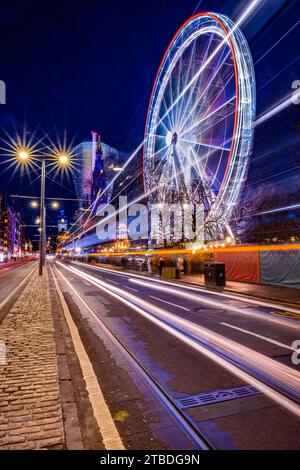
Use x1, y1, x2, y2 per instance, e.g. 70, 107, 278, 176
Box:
162, 267, 181, 279
204, 262, 226, 287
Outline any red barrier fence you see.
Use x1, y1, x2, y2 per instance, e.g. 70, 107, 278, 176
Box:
214, 250, 260, 283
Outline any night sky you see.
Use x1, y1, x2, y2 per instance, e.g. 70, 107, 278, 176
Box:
0, 0, 300, 239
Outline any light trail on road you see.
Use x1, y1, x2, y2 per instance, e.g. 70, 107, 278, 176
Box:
221, 322, 296, 351
71, 261, 300, 329
56, 261, 300, 418
129, 278, 300, 330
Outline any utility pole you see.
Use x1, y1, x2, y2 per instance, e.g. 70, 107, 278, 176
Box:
39, 160, 46, 276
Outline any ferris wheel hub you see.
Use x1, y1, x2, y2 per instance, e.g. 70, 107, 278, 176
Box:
172, 132, 178, 145
165, 130, 178, 146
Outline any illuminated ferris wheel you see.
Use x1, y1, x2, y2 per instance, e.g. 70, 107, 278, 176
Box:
144, 12, 256, 240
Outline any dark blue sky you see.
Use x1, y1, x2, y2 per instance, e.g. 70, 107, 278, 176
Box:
1, 0, 298, 150
1, 0, 300, 235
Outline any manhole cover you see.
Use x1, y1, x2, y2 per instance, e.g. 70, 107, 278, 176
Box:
176, 385, 261, 410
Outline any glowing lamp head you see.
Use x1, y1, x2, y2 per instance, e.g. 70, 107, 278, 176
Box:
52, 201, 59, 209
31, 201, 38, 209
58, 154, 69, 165
18, 150, 29, 161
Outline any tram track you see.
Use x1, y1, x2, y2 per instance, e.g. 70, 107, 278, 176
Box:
53, 261, 300, 449
52, 263, 212, 450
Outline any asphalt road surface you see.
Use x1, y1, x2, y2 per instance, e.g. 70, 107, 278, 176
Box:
0, 261, 37, 307
52, 259, 300, 450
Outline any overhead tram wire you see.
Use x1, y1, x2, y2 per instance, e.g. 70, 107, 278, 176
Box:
255, 17, 300, 66
254, 89, 300, 128
257, 53, 300, 94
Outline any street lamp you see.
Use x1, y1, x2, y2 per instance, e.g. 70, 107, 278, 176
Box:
51, 201, 59, 209
18, 149, 29, 160
30, 200, 38, 208
17, 148, 71, 275
58, 154, 69, 166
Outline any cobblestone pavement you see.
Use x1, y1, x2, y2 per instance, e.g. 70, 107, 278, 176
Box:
0, 268, 65, 449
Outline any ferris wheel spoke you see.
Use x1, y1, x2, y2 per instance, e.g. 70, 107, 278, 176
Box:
176, 33, 213, 133
180, 95, 236, 139
192, 105, 236, 144
148, 133, 166, 140
177, 35, 217, 133
176, 142, 204, 189
173, 35, 187, 129
158, 93, 174, 131
168, 76, 177, 131
189, 146, 220, 199
200, 93, 236, 124
152, 105, 171, 134
199, 70, 236, 127
178, 48, 232, 135
179, 138, 231, 152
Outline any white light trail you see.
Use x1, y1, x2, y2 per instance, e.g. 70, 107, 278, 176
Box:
255, 17, 300, 66
159, 0, 262, 123
130, 278, 300, 330
56, 261, 300, 417
221, 322, 296, 351
254, 90, 300, 127
65, 0, 262, 247
71, 260, 300, 327
255, 203, 300, 216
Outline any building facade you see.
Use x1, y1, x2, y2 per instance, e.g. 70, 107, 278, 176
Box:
0, 201, 24, 259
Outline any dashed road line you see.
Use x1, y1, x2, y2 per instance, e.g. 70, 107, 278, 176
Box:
149, 295, 191, 312
221, 322, 295, 351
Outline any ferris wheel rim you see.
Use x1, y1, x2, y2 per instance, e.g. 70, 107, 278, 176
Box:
143, 12, 239, 197
143, 10, 256, 240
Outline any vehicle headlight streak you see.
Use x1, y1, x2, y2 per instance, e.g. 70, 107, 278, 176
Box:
56, 261, 300, 418
71, 261, 300, 328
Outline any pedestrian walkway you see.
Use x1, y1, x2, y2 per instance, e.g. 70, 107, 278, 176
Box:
0, 268, 65, 449
180, 274, 300, 305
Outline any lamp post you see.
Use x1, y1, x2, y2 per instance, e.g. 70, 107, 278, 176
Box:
39, 159, 45, 275
17, 149, 70, 275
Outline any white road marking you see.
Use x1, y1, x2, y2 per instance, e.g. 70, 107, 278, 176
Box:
127, 287, 139, 293
107, 279, 119, 285
57, 261, 300, 418
149, 295, 191, 312
71, 261, 300, 319
51, 265, 124, 450
221, 322, 295, 351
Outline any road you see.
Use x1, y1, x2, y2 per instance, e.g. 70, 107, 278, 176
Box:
0, 261, 37, 309
52, 259, 300, 450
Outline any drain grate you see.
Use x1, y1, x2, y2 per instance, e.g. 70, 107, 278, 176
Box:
176, 385, 261, 410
